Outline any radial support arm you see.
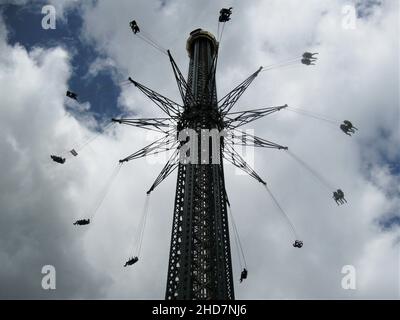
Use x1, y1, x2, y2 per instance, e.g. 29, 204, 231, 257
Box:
128, 77, 182, 117
226, 130, 288, 150
224, 104, 288, 129
223, 144, 266, 185
112, 117, 175, 133
218, 66, 263, 115
146, 149, 180, 194
167, 50, 195, 106
119, 132, 178, 163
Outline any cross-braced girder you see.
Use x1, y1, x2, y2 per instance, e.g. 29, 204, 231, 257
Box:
128, 77, 183, 117
112, 117, 175, 133
218, 66, 263, 116
224, 104, 288, 129
146, 149, 180, 194
119, 130, 178, 163
223, 143, 266, 185
168, 50, 196, 107
227, 129, 288, 150
165, 162, 234, 300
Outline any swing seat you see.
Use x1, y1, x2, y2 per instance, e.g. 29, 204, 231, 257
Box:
124, 256, 139, 267
73, 219, 90, 226
240, 268, 248, 282
50, 155, 66, 164
293, 240, 303, 248
66, 90, 78, 100
129, 20, 140, 34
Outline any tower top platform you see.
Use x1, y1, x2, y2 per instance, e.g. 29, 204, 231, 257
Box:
186, 28, 218, 57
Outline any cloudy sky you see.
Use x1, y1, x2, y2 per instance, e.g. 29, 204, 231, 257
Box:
0, 0, 398, 299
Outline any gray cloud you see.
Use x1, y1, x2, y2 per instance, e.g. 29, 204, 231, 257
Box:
0, 19, 113, 298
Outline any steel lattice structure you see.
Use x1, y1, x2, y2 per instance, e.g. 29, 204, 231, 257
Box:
56, 9, 354, 301
165, 30, 234, 300
114, 29, 288, 300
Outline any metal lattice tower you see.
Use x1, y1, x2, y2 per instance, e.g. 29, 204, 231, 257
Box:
62, 8, 338, 302
165, 29, 234, 300
113, 20, 296, 299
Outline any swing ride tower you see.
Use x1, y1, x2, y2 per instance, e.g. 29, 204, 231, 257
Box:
106, 14, 339, 301
165, 29, 234, 300
56, 4, 354, 303
116, 24, 282, 299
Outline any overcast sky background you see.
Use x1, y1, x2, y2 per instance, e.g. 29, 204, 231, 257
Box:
0, 0, 399, 299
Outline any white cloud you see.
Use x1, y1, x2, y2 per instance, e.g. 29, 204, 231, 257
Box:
0, 16, 114, 298
84, 57, 117, 79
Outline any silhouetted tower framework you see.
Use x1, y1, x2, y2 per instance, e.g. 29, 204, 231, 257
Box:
61, 9, 340, 302
165, 29, 235, 300
61, 9, 345, 301
114, 24, 289, 299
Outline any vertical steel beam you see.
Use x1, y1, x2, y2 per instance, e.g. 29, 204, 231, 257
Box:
165, 29, 234, 300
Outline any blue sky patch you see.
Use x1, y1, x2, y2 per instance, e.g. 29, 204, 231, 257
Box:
378, 214, 400, 231
356, 0, 382, 19
1, 2, 121, 124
